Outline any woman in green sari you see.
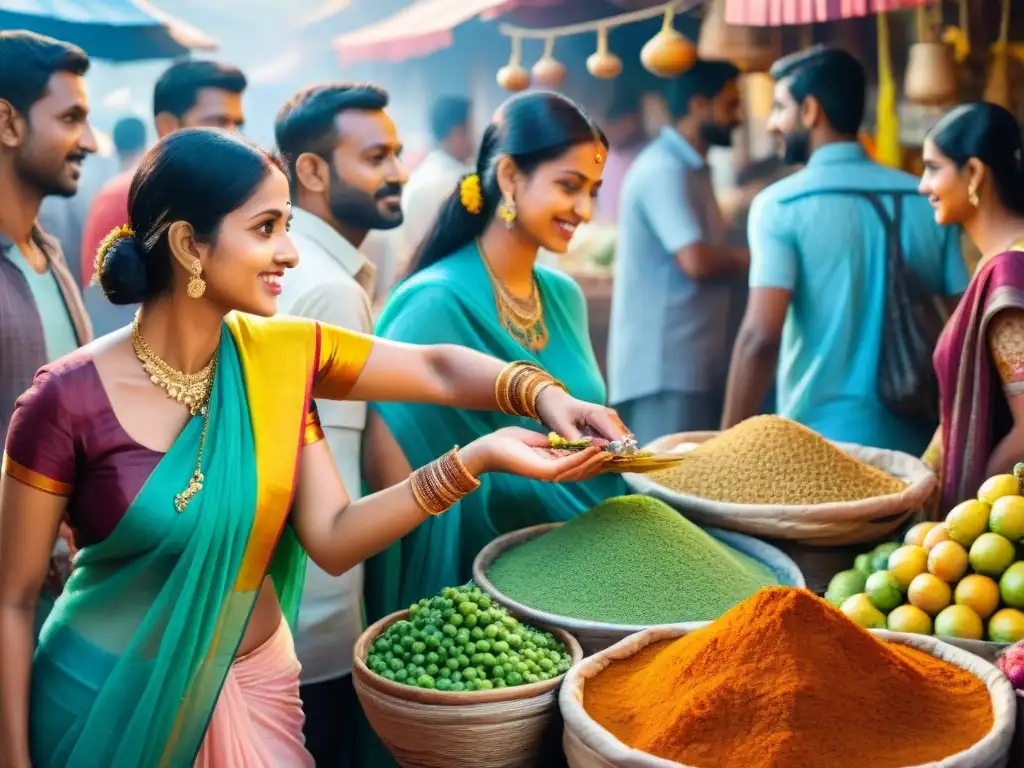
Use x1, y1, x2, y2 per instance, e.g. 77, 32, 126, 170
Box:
0, 129, 627, 768
365, 92, 629, 621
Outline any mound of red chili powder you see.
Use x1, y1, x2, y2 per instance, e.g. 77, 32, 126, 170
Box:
584, 587, 994, 768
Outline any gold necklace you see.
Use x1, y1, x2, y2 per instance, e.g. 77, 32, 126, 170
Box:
477, 240, 549, 352
131, 314, 218, 513
131, 315, 215, 416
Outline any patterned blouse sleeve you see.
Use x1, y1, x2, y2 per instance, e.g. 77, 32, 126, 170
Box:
2, 369, 76, 496
303, 401, 325, 446
988, 309, 1024, 395
311, 321, 375, 402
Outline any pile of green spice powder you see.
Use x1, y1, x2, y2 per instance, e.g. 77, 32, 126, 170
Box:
486, 496, 780, 625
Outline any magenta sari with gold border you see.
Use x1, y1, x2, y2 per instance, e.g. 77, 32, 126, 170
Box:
933, 249, 1024, 511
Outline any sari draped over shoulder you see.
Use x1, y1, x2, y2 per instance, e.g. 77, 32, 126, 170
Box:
19, 315, 372, 767
934, 249, 1024, 512
366, 244, 626, 622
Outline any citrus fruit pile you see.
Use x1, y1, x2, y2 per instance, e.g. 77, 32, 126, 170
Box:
366, 585, 573, 691
826, 472, 1024, 644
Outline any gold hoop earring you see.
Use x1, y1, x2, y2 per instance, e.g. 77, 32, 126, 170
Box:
186, 260, 206, 299
968, 184, 980, 208
497, 199, 517, 228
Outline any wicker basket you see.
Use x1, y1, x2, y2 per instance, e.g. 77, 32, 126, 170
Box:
473, 522, 805, 656
560, 625, 1017, 768
353, 609, 583, 768
623, 431, 936, 547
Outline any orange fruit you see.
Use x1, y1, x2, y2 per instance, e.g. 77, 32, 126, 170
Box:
954, 574, 1001, 619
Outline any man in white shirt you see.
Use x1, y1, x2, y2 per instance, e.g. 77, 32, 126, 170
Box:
274, 82, 407, 766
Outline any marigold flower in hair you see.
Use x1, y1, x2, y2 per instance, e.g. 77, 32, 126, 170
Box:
459, 173, 483, 215
92, 223, 135, 286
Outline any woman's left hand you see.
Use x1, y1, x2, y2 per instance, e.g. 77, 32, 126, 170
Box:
534, 387, 633, 446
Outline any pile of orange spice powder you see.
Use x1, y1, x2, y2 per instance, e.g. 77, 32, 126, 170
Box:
584, 588, 994, 767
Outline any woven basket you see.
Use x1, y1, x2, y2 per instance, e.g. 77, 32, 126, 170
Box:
560, 625, 1017, 768
473, 522, 804, 656
623, 431, 937, 547
353, 609, 583, 768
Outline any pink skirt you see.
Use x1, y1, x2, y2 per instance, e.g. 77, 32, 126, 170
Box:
195, 620, 315, 767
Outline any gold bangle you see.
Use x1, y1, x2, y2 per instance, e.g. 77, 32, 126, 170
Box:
410, 447, 480, 516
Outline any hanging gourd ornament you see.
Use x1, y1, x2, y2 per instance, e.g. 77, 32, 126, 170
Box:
497, 35, 530, 92
904, 6, 958, 106
532, 37, 566, 89
641, 7, 696, 78
587, 27, 623, 80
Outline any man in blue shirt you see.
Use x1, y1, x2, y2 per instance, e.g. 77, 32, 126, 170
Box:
722, 46, 968, 455
608, 61, 748, 445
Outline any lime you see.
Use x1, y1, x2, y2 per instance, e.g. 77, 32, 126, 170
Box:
978, 474, 1020, 504
954, 574, 1001, 619
946, 500, 991, 547
907, 573, 952, 616
826, 570, 868, 607
999, 562, 1024, 608
888, 545, 928, 589
990, 496, 1024, 541
927, 540, 969, 583
922, 525, 951, 552
988, 608, 1024, 643
840, 593, 887, 629
969, 532, 1016, 577
887, 604, 932, 635
871, 542, 901, 573
934, 604, 984, 640
865, 571, 903, 612
904, 522, 938, 547
854, 553, 874, 576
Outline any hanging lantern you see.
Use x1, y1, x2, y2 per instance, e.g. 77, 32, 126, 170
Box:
697, 0, 780, 72
904, 5, 958, 106
587, 27, 623, 79
983, 0, 1013, 111
641, 7, 696, 78
532, 37, 566, 89
497, 35, 530, 92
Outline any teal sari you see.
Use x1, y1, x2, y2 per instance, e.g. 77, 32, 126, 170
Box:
366, 243, 626, 622
27, 315, 371, 767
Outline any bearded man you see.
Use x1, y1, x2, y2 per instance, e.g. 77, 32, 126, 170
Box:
272, 82, 407, 767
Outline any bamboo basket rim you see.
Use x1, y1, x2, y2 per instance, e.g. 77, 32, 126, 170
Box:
624, 430, 936, 519
472, 522, 805, 636
353, 608, 583, 706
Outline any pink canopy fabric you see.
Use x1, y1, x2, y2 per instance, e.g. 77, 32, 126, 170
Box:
724, 0, 930, 26
334, 0, 558, 63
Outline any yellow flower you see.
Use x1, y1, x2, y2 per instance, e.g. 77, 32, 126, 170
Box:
459, 173, 483, 215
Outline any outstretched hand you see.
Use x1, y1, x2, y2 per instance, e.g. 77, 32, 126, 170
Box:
534, 387, 633, 447
474, 427, 613, 483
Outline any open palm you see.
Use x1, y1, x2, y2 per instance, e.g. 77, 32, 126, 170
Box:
480, 427, 611, 483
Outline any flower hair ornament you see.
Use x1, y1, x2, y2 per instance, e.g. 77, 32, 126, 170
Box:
92, 223, 135, 290
459, 173, 483, 215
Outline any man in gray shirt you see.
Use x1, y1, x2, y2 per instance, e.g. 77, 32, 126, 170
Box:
607, 61, 748, 444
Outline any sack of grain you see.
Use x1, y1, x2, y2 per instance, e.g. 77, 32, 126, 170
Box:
353, 609, 582, 768
561, 624, 1016, 768
624, 418, 936, 546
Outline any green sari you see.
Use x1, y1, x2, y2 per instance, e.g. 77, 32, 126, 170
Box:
26, 315, 372, 767
366, 243, 626, 622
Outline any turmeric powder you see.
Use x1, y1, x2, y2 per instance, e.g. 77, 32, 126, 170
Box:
585, 588, 993, 767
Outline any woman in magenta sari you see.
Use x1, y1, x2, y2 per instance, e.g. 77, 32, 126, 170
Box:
0, 129, 628, 768
919, 102, 1024, 515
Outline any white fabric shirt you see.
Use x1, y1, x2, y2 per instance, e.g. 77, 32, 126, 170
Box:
278, 207, 377, 684
399, 148, 469, 259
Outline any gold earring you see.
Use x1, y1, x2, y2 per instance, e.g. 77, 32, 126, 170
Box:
497, 199, 517, 228
968, 185, 980, 208
186, 260, 206, 299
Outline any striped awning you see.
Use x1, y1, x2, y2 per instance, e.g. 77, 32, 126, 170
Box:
334, 0, 557, 64
724, 0, 931, 26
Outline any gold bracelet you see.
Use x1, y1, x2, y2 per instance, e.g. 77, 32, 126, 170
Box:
494, 361, 566, 421
410, 447, 481, 516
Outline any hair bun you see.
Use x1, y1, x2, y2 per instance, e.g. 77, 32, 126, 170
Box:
97, 234, 149, 306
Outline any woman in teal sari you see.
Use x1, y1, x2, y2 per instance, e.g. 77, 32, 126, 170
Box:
365, 92, 629, 621
0, 129, 627, 768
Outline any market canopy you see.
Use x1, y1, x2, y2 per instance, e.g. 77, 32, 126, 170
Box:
724, 0, 931, 26
333, 0, 559, 63
0, 0, 217, 61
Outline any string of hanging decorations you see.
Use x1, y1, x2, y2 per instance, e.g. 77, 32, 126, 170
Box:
495, 0, 704, 91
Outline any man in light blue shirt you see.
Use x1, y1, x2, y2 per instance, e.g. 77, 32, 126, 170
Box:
608, 61, 748, 444
722, 46, 968, 455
